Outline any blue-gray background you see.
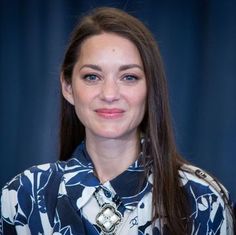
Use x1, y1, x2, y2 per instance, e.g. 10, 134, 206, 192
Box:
1, 0, 236, 199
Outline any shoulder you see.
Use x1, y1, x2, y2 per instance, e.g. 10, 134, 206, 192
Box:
1, 160, 76, 226
1, 156, 87, 200
1, 162, 65, 213
2, 162, 64, 194
179, 164, 229, 200
179, 164, 234, 234
1, 157, 83, 200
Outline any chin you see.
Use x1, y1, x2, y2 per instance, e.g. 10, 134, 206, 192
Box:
93, 127, 137, 140
97, 132, 124, 139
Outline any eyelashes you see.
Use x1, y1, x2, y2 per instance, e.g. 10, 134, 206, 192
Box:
81, 73, 141, 84
122, 75, 139, 81
82, 74, 99, 82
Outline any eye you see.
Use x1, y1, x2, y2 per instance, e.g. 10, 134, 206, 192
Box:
122, 75, 139, 82
83, 74, 99, 82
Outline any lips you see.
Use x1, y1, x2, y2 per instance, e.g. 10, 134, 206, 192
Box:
95, 108, 125, 119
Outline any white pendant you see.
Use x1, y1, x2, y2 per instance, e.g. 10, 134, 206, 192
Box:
95, 203, 122, 234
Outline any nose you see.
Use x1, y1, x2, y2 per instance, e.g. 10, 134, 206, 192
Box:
100, 78, 120, 102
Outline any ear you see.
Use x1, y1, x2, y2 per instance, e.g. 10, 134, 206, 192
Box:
60, 74, 75, 105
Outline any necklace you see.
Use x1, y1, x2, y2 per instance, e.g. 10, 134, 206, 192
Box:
94, 189, 122, 235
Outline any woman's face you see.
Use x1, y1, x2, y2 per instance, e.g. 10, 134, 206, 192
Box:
62, 33, 147, 141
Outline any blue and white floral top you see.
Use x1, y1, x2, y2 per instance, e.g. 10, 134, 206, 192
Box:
0, 142, 234, 234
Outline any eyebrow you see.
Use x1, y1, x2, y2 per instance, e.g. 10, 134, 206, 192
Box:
79, 64, 143, 72
79, 64, 102, 71
119, 64, 143, 71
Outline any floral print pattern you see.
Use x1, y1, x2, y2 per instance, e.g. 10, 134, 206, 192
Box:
0, 142, 234, 234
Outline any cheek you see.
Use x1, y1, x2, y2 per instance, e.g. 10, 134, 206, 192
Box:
132, 88, 147, 107
129, 91, 147, 117
72, 91, 91, 118
72, 86, 92, 106
137, 92, 147, 120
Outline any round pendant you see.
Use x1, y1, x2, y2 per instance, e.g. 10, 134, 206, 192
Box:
95, 203, 122, 234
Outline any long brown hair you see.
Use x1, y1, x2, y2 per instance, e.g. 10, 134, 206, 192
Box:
59, 7, 205, 234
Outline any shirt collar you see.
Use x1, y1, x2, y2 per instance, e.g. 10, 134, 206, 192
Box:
62, 142, 152, 210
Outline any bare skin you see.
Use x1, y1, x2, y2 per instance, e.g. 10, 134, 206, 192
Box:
86, 132, 140, 183
61, 33, 147, 183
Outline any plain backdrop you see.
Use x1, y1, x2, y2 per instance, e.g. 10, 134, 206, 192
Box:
1, 0, 236, 200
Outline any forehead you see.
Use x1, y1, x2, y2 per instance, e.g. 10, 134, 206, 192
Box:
77, 33, 143, 65
81, 32, 136, 47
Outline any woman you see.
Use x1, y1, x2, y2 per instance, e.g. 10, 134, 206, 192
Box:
1, 7, 234, 235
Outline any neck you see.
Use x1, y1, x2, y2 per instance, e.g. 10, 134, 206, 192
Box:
85, 133, 140, 183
